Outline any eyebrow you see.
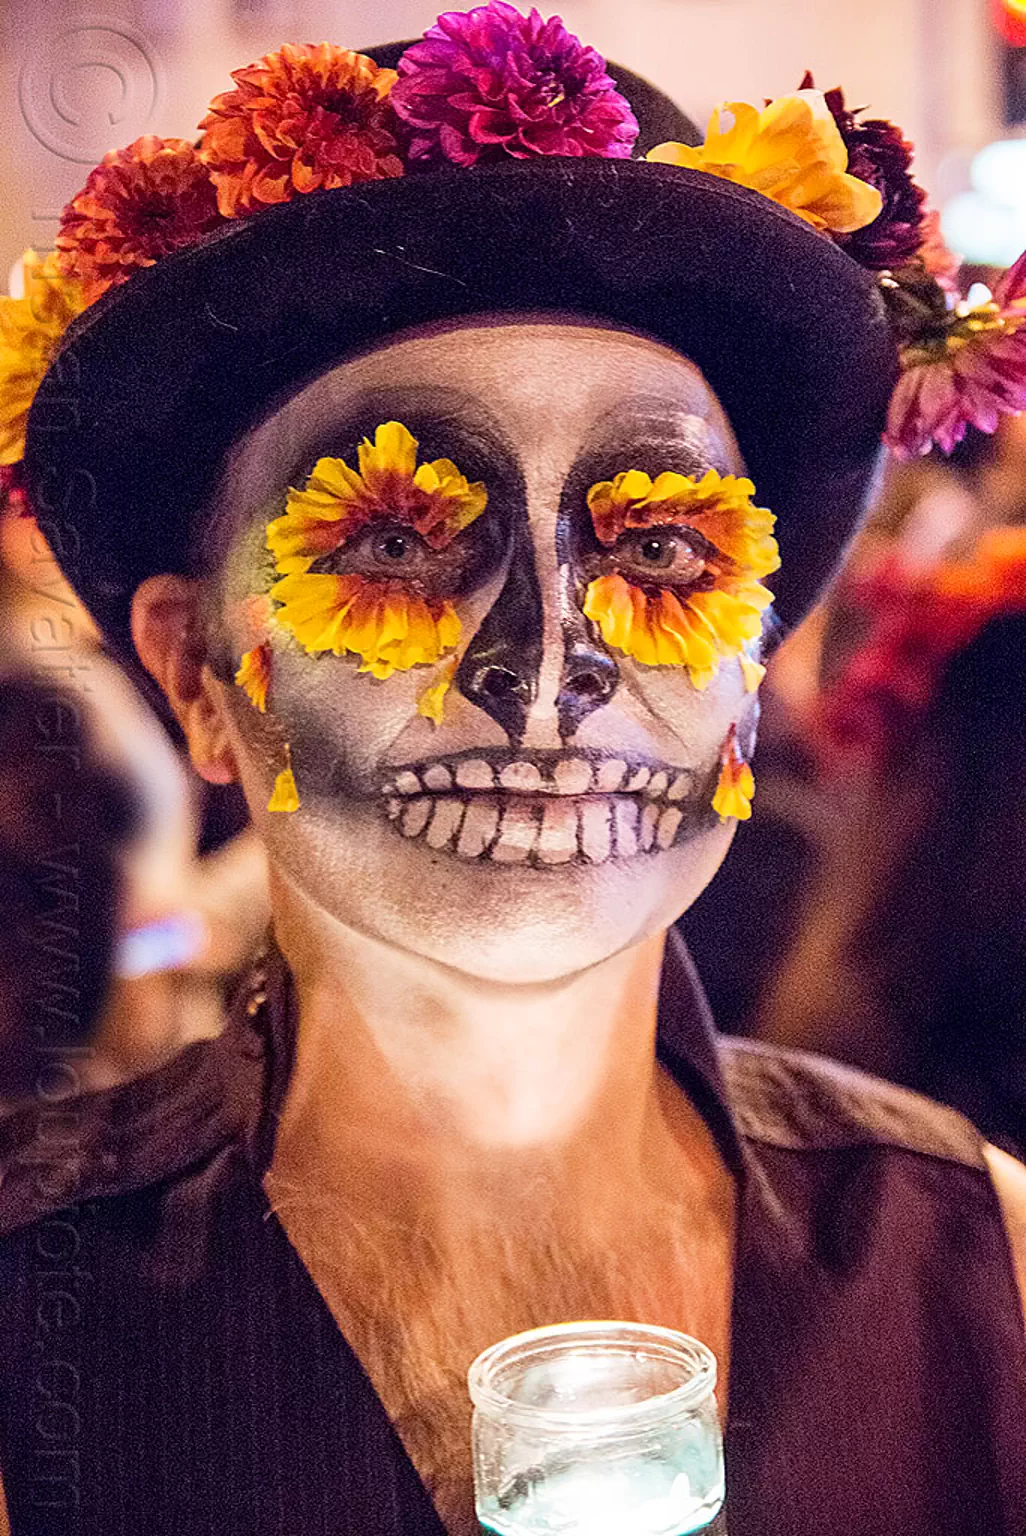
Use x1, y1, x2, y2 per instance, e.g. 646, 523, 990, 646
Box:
231, 384, 517, 510
572, 396, 736, 484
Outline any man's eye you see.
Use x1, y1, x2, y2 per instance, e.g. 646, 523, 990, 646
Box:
613, 527, 708, 584
369, 528, 422, 566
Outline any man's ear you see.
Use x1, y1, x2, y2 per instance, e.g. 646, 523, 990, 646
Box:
131, 575, 238, 786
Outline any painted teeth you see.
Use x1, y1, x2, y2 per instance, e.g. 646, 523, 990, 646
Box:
455, 759, 495, 790
387, 758, 691, 802
392, 792, 684, 863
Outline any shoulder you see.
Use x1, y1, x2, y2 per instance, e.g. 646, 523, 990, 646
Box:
984, 1144, 1026, 1327
0, 1020, 265, 1238
718, 1035, 985, 1165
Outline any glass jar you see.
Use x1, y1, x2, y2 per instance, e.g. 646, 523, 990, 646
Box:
468, 1320, 725, 1536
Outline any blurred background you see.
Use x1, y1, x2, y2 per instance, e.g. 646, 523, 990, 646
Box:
0, 0, 1009, 279
1, 0, 1025, 1157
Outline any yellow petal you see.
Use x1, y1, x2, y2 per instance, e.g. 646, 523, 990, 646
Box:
235, 643, 270, 712
739, 653, 766, 693
417, 656, 458, 726
268, 765, 300, 813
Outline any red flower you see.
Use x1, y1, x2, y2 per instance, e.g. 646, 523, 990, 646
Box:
393, 2, 638, 167
801, 74, 926, 270
199, 45, 403, 217
56, 137, 223, 303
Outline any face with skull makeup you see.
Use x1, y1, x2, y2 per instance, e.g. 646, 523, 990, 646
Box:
166, 319, 768, 985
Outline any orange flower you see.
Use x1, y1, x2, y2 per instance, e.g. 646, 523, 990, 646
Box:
235, 643, 271, 711
199, 44, 404, 217
712, 727, 755, 821
265, 421, 484, 680
583, 468, 778, 688
56, 138, 222, 303
271, 571, 461, 679
267, 421, 487, 574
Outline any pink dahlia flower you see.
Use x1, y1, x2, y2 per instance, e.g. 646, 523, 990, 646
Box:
885, 250, 1026, 458
392, 2, 639, 167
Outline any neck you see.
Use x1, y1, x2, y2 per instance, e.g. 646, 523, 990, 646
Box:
268, 869, 713, 1226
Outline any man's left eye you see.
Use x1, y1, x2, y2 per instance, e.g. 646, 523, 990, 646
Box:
369, 527, 423, 566
612, 527, 708, 584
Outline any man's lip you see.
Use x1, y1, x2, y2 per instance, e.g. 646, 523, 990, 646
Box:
380, 749, 696, 803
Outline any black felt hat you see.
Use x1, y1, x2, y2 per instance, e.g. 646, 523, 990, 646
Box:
23, 46, 897, 659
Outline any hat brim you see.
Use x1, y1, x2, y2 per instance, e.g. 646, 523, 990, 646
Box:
25, 156, 896, 653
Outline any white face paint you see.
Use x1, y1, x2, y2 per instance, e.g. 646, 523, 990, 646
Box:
214, 318, 764, 984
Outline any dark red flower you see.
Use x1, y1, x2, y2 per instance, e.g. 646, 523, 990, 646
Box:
56, 137, 224, 302
801, 72, 926, 269
392, 2, 638, 167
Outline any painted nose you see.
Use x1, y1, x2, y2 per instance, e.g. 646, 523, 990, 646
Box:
455, 551, 541, 743
557, 634, 620, 736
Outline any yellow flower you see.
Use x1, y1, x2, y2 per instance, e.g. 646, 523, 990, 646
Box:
587, 468, 779, 579
267, 420, 487, 575
739, 653, 766, 693
583, 467, 778, 688
268, 764, 300, 813
416, 655, 458, 725
271, 571, 461, 679
712, 729, 755, 821
647, 90, 882, 237
0, 250, 88, 467
235, 643, 271, 711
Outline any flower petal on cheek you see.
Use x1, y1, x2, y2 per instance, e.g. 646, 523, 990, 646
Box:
417, 655, 458, 725
235, 642, 271, 711
268, 765, 300, 813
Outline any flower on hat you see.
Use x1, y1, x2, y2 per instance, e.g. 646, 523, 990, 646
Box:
648, 90, 883, 238
582, 468, 778, 689
392, 1, 638, 167
56, 138, 223, 304
265, 421, 485, 679
0, 250, 88, 472
712, 726, 755, 820
802, 75, 926, 270
199, 44, 403, 217
235, 643, 271, 711
885, 250, 1026, 458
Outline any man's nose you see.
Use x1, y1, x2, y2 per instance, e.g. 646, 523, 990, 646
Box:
455, 532, 621, 743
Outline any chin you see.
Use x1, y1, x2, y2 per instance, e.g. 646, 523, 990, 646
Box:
269, 794, 734, 984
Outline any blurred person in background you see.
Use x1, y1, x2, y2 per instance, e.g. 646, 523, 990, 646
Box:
749, 526, 1026, 1158
0, 495, 269, 1109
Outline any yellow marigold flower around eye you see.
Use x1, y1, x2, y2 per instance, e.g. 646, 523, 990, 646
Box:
712, 728, 755, 821
266, 420, 487, 575
583, 466, 777, 688
235, 642, 271, 711
270, 570, 461, 679
586, 467, 780, 581
647, 89, 883, 237
0, 250, 88, 468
